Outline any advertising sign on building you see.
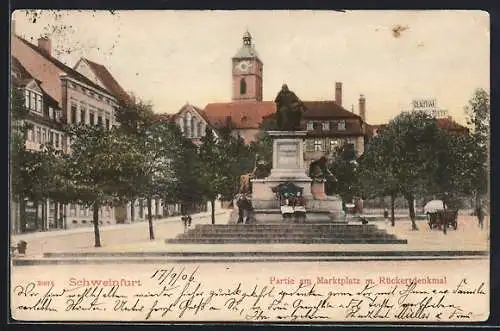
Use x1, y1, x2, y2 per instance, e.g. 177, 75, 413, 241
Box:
405, 97, 448, 118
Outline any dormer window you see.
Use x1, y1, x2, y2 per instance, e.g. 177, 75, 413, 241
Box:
307, 121, 314, 131
24, 89, 43, 113
322, 121, 330, 131
338, 120, 346, 131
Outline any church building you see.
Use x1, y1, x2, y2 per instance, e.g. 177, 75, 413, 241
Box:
174, 31, 372, 168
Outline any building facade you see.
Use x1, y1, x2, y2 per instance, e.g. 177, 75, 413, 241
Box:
11, 31, 165, 232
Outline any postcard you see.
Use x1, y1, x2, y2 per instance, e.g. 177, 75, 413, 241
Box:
9, 9, 490, 323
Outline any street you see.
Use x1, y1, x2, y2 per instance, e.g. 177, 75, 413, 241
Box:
10, 209, 230, 257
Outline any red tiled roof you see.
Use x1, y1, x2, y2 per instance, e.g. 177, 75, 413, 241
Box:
83, 58, 130, 102
303, 101, 362, 120
203, 100, 362, 130
437, 117, 468, 132
12, 35, 113, 106
11, 55, 59, 109
202, 101, 276, 129
11, 56, 33, 84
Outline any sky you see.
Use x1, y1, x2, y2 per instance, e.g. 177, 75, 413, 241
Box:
12, 10, 489, 125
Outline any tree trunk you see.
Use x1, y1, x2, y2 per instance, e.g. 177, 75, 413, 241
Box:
390, 193, 396, 227
34, 201, 39, 231
53, 201, 58, 230
130, 200, 135, 223
63, 204, 67, 230
407, 193, 418, 230
19, 198, 27, 233
147, 196, 155, 240
475, 192, 483, 229
211, 199, 216, 225
93, 203, 101, 247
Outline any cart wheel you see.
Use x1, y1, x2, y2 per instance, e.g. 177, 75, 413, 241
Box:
453, 221, 458, 230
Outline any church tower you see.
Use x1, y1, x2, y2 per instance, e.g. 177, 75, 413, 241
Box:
232, 31, 263, 102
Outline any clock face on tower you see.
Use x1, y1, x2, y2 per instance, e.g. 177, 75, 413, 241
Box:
235, 60, 253, 73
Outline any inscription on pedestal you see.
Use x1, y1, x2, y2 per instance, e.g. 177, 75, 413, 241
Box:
277, 142, 299, 168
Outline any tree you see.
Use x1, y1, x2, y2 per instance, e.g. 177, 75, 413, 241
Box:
198, 128, 234, 224
358, 133, 400, 226
66, 125, 143, 247
372, 111, 442, 230
10, 81, 30, 232
251, 115, 278, 166
115, 99, 172, 240
464, 88, 489, 221
327, 143, 360, 204
134, 120, 183, 240
166, 126, 204, 216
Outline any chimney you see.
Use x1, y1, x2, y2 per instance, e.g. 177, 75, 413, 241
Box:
359, 94, 366, 122
37, 37, 52, 56
335, 82, 342, 106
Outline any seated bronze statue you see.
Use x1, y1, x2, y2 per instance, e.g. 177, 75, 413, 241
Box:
274, 84, 306, 131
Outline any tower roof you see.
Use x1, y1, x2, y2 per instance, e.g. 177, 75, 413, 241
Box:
233, 30, 260, 60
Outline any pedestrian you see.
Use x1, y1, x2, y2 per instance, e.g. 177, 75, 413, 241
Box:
383, 208, 389, 219
476, 205, 484, 229
236, 194, 245, 224
181, 212, 191, 231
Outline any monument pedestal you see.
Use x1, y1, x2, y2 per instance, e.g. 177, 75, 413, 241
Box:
251, 131, 343, 222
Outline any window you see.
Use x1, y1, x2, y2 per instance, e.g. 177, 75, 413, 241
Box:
55, 133, 60, 148
191, 117, 196, 137
105, 118, 110, 130
36, 94, 42, 112
184, 114, 191, 138
36, 127, 41, 143
329, 120, 337, 129
42, 128, 47, 143
307, 121, 314, 131
49, 131, 54, 145
314, 139, 323, 152
48, 107, 53, 119
71, 103, 77, 124
330, 139, 339, 151
89, 112, 95, 125
30, 93, 36, 111
322, 121, 330, 131
69, 204, 76, 217
240, 78, 247, 95
24, 90, 30, 108
80, 106, 86, 124
338, 120, 346, 131
197, 122, 203, 137
27, 127, 34, 141
97, 115, 103, 126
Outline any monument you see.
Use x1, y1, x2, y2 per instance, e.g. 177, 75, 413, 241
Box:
250, 84, 343, 222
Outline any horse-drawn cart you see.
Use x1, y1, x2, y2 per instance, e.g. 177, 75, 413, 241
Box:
428, 209, 458, 233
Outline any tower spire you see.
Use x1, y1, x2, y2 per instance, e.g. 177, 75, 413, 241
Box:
243, 30, 252, 46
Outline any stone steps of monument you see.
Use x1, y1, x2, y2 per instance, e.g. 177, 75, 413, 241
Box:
187, 225, 383, 234
191, 224, 380, 230
178, 231, 395, 239
166, 238, 407, 244
168, 223, 406, 244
